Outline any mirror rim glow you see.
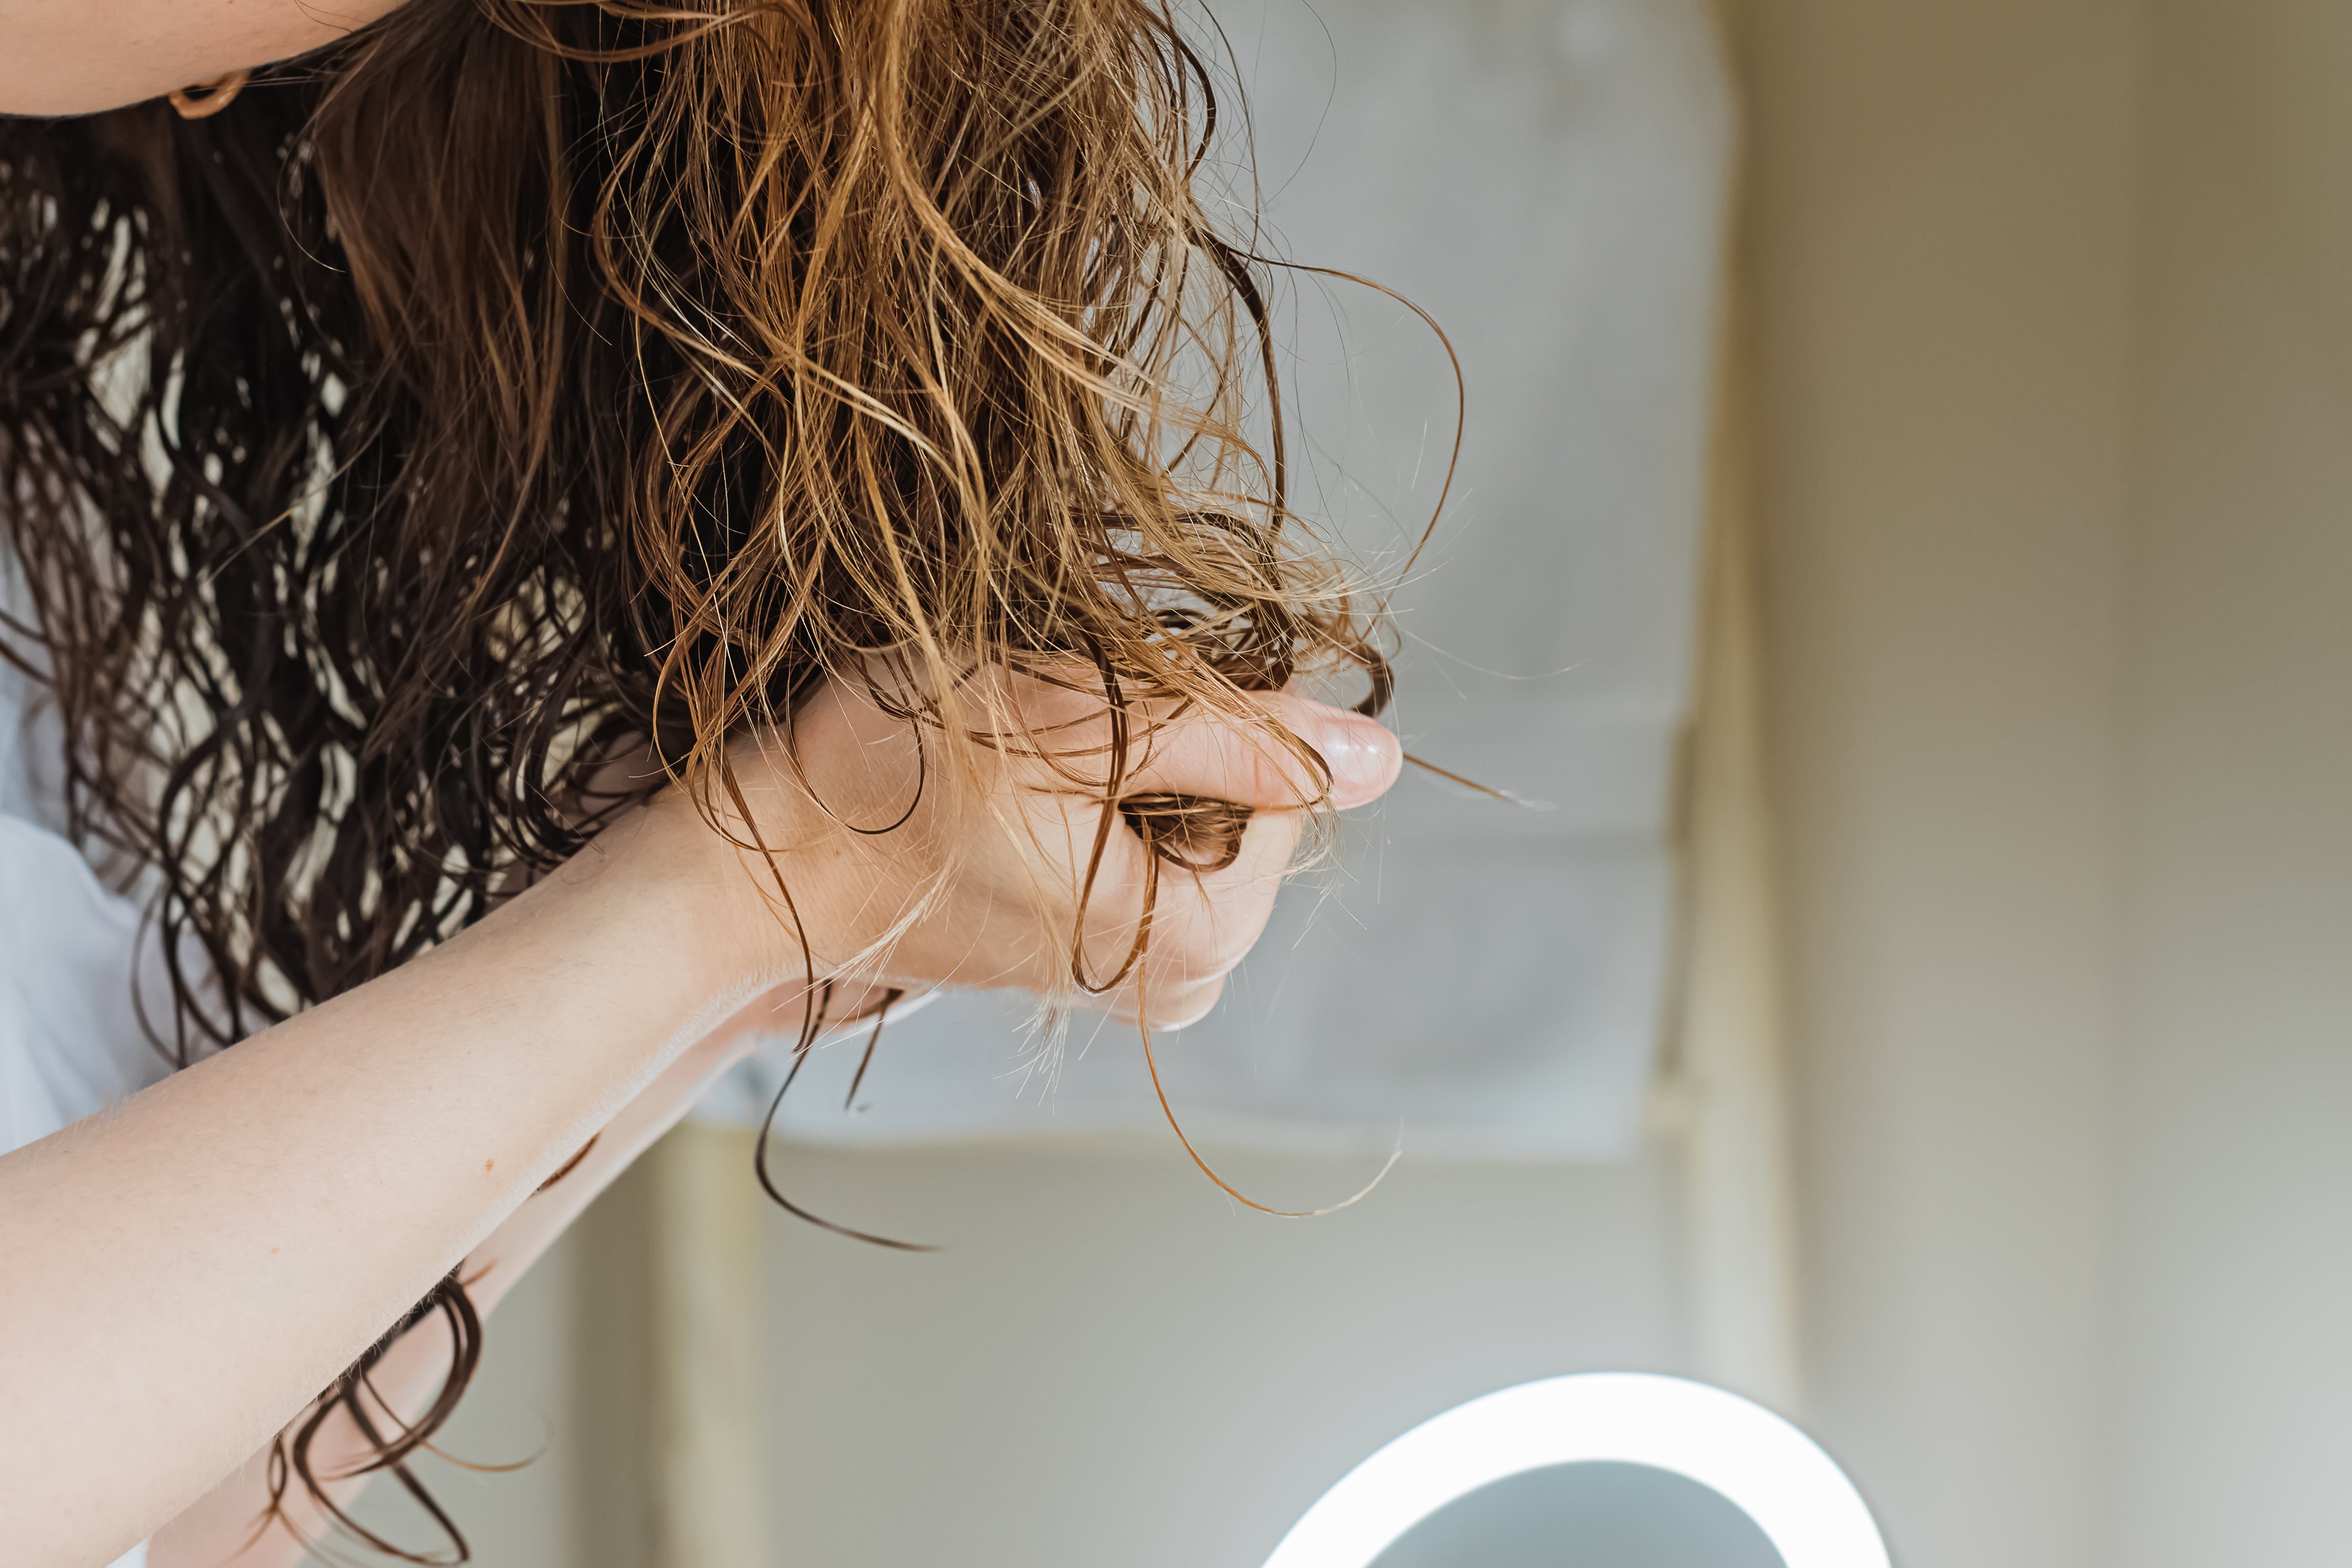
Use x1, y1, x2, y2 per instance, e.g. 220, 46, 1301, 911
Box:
1259, 1373, 1889, 1568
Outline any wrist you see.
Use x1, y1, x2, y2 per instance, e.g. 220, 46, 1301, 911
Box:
630, 769, 851, 1005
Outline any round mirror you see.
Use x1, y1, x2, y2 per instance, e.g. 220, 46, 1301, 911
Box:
1370, 1461, 1783, 1568
1262, 1374, 1887, 1568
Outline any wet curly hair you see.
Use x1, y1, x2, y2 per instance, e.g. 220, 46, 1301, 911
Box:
0, 0, 1429, 1556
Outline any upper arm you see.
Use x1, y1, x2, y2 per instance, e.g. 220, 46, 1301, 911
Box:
0, 0, 407, 117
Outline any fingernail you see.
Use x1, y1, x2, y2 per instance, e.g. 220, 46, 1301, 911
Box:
1314, 710, 1402, 808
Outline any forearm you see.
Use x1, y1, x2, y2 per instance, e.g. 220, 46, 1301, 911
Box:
149, 1006, 792, 1568
0, 0, 406, 117
150, 977, 881, 1568
0, 801, 769, 1567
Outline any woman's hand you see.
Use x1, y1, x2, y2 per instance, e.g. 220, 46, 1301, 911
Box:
711, 669, 1402, 1029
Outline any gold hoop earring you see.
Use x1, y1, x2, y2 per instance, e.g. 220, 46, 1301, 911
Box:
168, 69, 251, 121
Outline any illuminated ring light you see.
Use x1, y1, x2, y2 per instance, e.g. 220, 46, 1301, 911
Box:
1261, 1373, 1890, 1568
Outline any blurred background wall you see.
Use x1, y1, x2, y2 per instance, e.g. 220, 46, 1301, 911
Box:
1747, 0, 2352, 1563
2099, 5, 2352, 1558
1740, 0, 2143, 1562
357, 0, 2352, 1563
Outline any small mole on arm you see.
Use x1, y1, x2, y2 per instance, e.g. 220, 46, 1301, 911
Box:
485, 1159, 495, 1172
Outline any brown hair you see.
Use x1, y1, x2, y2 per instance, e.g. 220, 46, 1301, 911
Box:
0, 0, 1424, 1557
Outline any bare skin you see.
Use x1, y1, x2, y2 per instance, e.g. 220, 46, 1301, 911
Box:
1, 671, 1401, 1567
0, 1, 409, 117
149, 977, 819, 1567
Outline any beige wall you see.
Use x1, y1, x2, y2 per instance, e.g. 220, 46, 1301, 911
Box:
1743, 1, 2144, 1561
1749, 0, 2352, 1562
2104, 2, 2352, 1558
754, 1137, 1686, 1568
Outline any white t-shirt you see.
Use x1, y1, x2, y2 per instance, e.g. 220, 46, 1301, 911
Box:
0, 591, 181, 1145
2, 598, 173, 1568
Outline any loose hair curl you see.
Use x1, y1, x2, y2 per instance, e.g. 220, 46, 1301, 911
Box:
0, 0, 1414, 1557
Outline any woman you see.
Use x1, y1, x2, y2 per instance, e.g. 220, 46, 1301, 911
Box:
0, 0, 1410, 1563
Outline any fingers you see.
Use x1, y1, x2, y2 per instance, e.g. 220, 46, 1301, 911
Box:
1060, 780, 1303, 1011
784, 666, 1393, 1015
1120, 690, 1402, 811
1136, 974, 1227, 1031
1123, 796, 1306, 1012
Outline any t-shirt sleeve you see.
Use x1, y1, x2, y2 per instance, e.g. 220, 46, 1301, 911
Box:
0, 811, 179, 1155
